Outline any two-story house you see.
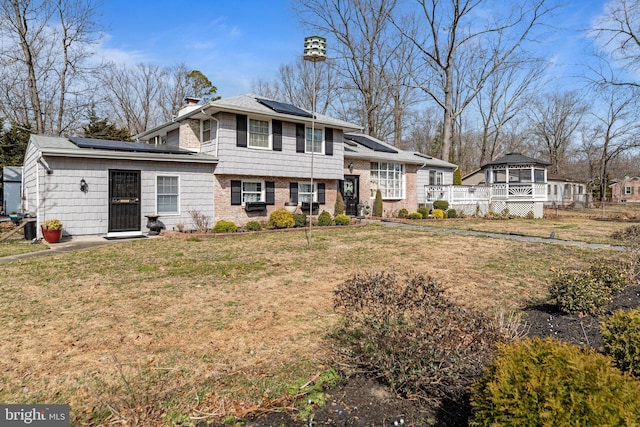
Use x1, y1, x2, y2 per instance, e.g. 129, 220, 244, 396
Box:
21, 94, 455, 238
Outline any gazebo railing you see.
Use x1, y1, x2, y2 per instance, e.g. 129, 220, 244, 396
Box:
425, 183, 547, 203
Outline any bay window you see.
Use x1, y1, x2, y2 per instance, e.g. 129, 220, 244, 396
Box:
370, 162, 405, 199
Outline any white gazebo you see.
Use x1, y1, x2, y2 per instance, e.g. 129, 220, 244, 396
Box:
425, 153, 551, 218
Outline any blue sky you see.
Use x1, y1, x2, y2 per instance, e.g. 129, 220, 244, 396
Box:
96, 0, 612, 98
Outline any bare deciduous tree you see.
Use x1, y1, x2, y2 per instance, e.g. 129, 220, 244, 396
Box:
0, 0, 100, 135
395, 0, 553, 161
528, 91, 588, 175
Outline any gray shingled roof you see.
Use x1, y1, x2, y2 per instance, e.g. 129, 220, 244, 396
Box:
343, 133, 456, 169
481, 152, 551, 168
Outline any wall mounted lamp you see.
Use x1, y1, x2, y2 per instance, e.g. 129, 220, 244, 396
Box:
348, 161, 354, 174
80, 178, 88, 193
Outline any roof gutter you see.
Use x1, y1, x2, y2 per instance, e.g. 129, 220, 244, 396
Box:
40, 148, 218, 164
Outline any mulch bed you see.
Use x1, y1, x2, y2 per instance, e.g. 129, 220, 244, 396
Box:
240, 284, 640, 427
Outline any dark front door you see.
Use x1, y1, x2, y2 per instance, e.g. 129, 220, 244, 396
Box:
342, 175, 359, 216
109, 170, 141, 233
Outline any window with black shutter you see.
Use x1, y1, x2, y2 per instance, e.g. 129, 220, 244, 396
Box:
289, 182, 299, 202
236, 114, 247, 147
296, 123, 305, 153
231, 180, 242, 205
318, 183, 326, 204
266, 182, 275, 205
325, 128, 333, 156
272, 120, 282, 151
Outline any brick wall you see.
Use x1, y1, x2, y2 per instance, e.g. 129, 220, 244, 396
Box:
179, 119, 201, 151
214, 175, 338, 226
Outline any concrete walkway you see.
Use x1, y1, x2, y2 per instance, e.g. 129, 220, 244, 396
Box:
0, 235, 155, 264
377, 220, 629, 251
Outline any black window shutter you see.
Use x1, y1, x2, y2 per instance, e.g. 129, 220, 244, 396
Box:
325, 128, 333, 156
318, 183, 326, 204
296, 123, 305, 153
289, 182, 299, 202
236, 115, 247, 147
266, 182, 275, 205
272, 120, 282, 151
231, 180, 242, 205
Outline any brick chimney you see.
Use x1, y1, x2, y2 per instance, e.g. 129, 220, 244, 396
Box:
177, 96, 201, 117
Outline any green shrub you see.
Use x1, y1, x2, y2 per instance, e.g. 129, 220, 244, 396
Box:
245, 221, 262, 232
373, 189, 383, 217
602, 309, 640, 376
433, 200, 449, 211
431, 208, 445, 219
317, 211, 333, 226
418, 206, 430, 219
611, 225, 640, 241
333, 272, 502, 401
267, 209, 295, 229
334, 191, 345, 216
549, 270, 612, 315
397, 208, 409, 218
408, 212, 422, 219
292, 213, 307, 228
447, 208, 457, 218
589, 260, 628, 293
334, 213, 350, 226
212, 220, 237, 233
470, 337, 640, 426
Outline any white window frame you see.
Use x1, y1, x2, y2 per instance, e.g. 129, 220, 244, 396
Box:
248, 117, 272, 149
298, 181, 318, 203
624, 186, 633, 195
156, 175, 180, 215
305, 126, 324, 154
370, 162, 405, 200
201, 119, 212, 143
428, 170, 443, 186
241, 180, 265, 205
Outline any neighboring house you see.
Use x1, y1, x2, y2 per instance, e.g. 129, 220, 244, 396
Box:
546, 175, 590, 208
22, 136, 217, 238
429, 152, 550, 218
3, 166, 23, 215
610, 176, 640, 203
341, 133, 456, 217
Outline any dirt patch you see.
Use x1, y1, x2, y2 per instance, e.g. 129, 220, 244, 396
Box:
244, 284, 640, 427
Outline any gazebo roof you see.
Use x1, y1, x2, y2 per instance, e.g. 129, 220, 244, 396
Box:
481, 152, 551, 169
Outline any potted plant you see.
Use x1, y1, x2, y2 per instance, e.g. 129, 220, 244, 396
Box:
41, 218, 63, 243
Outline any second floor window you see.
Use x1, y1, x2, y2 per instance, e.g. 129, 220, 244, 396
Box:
249, 119, 270, 149
306, 127, 323, 153
201, 119, 212, 142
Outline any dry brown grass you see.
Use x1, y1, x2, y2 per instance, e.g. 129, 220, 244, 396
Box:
0, 225, 626, 424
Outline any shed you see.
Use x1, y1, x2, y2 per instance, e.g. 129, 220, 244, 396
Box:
3, 166, 23, 215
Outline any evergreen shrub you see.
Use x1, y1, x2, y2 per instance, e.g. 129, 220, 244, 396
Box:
267, 209, 295, 229
433, 200, 449, 211
373, 190, 383, 217
589, 260, 628, 293
292, 213, 307, 228
317, 211, 333, 226
470, 337, 640, 426
397, 208, 409, 218
447, 208, 457, 218
418, 206, 430, 219
602, 309, 640, 376
245, 221, 262, 232
431, 209, 445, 219
549, 270, 611, 315
334, 213, 350, 226
212, 220, 237, 233
408, 212, 422, 219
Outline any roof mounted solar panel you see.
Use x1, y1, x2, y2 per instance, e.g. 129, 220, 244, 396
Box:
256, 98, 313, 118
69, 137, 192, 155
344, 134, 397, 154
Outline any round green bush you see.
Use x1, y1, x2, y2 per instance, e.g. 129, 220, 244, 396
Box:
334, 213, 350, 226
447, 208, 457, 218
549, 270, 612, 315
431, 209, 445, 219
433, 200, 449, 211
470, 337, 640, 426
292, 213, 307, 228
602, 309, 640, 376
267, 209, 295, 229
245, 221, 262, 232
317, 211, 333, 226
418, 206, 430, 219
408, 212, 422, 219
589, 260, 628, 294
212, 220, 238, 233
397, 208, 409, 218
